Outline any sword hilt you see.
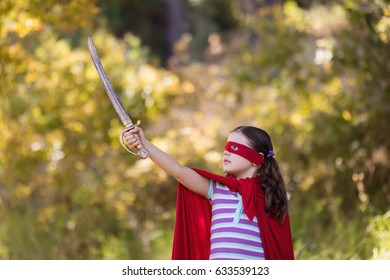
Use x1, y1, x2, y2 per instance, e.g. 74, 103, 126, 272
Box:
119, 120, 149, 159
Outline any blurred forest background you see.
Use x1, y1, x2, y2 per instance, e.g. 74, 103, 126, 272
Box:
0, 0, 389, 259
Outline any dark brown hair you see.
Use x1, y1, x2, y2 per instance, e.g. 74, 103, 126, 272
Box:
232, 126, 288, 224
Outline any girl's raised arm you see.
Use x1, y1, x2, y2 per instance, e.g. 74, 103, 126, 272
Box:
124, 126, 209, 197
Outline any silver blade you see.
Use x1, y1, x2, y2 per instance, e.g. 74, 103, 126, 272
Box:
88, 36, 133, 127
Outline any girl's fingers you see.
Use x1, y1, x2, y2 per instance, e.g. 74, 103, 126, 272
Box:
124, 133, 137, 145
123, 125, 145, 149
124, 133, 143, 150
130, 127, 140, 134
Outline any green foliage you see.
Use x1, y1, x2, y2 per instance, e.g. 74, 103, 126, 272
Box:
368, 211, 390, 260
167, 0, 390, 259
0, 0, 178, 259
0, 0, 389, 260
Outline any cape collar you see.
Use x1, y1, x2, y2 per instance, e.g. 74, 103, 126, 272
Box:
194, 169, 260, 221
220, 175, 260, 221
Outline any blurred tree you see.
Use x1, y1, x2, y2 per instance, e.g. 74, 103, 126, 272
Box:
96, 0, 239, 64
161, 0, 186, 56
96, 0, 170, 64
1, 0, 389, 260
167, 0, 390, 259
0, 0, 182, 259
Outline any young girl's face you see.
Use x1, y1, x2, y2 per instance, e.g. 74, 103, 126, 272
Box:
222, 132, 258, 179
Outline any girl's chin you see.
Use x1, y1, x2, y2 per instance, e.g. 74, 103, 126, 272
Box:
223, 168, 235, 176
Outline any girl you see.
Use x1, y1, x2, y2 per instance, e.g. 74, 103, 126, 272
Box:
124, 125, 294, 260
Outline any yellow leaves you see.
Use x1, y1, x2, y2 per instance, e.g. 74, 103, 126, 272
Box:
174, 33, 192, 54
121, 192, 136, 205
7, 42, 22, 56
152, 137, 171, 154
300, 176, 315, 192
0, 243, 9, 260
92, 143, 106, 158
75, 161, 86, 171
325, 78, 342, 97
136, 65, 182, 109
376, 11, 390, 43
283, 0, 307, 31
310, 93, 332, 114
369, 211, 390, 260
12, 184, 33, 200
24, 70, 39, 85
108, 119, 122, 140
69, 55, 86, 77
36, 206, 56, 226
82, 101, 96, 116
31, 106, 45, 126
204, 150, 222, 165
314, 38, 334, 66
67, 121, 85, 133
182, 81, 195, 94
85, 60, 101, 81
342, 110, 353, 122
187, 127, 217, 155
13, 0, 98, 35
1, 9, 43, 38
289, 112, 305, 127
0, 1, 163, 260
284, 1, 348, 36
1, 0, 99, 38
0, 112, 14, 154
113, 201, 127, 216
139, 64, 158, 85
241, 52, 252, 64
64, 0, 100, 28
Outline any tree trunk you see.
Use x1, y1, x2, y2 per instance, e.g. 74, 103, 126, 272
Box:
162, 0, 185, 56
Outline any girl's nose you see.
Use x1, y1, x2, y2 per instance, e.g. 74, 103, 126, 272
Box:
223, 150, 230, 156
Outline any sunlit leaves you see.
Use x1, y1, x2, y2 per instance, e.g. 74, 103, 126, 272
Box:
0, 0, 184, 260
376, 14, 390, 43
369, 211, 390, 260
1, 0, 389, 260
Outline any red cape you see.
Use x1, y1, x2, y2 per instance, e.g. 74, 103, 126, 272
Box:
172, 169, 294, 260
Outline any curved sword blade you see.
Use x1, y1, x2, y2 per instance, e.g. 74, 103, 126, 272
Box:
88, 36, 133, 127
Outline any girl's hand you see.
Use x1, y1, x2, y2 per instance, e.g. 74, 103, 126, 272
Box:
123, 126, 147, 150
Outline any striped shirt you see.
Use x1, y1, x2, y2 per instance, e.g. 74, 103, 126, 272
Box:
206, 180, 265, 260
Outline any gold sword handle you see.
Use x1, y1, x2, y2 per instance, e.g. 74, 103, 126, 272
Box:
119, 120, 150, 159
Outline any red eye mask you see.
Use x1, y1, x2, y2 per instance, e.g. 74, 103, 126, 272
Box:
225, 141, 265, 166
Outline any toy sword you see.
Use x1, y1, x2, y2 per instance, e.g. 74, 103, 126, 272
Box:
87, 36, 149, 159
